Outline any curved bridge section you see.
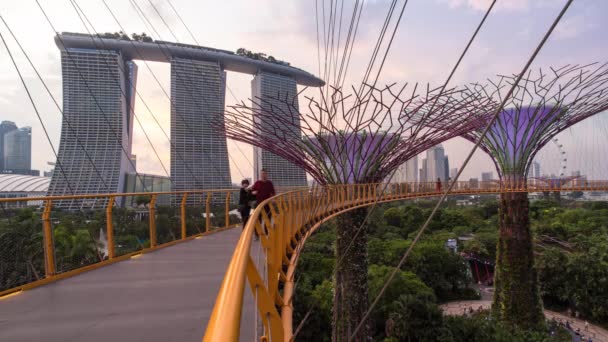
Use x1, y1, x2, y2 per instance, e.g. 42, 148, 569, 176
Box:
204, 180, 608, 341
1, 181, 607, 341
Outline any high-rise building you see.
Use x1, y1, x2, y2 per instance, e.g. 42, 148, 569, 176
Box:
406, 156, 418, 183
170, 58, 231, 199
252, 71, 307, 188
450, 168, 458, 179
392, 162, 408, 183
0, 121, 17, 171
4, 127, 31, 171
425, 144, 447, 182
444, 156, 450, 181
420, 158, 427, 183
481, 171, 493, 182
47, 48, 137, 208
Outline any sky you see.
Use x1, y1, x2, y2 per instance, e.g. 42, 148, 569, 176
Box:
0, 0, 607, 183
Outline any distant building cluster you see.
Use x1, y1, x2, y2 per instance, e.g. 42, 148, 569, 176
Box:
0, 121, 38, 176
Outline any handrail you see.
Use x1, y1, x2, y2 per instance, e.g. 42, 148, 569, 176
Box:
202, 179, 608, 341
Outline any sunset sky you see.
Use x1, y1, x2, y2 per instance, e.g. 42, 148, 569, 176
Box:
1, 0, 607, 182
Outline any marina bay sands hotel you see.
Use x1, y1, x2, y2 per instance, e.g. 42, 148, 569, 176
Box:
46, 33, 324, 206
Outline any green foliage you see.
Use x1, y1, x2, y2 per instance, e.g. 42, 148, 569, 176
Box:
441, 314, 571, 342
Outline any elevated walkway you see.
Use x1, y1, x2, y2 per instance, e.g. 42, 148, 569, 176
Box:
0, 228, 256, 342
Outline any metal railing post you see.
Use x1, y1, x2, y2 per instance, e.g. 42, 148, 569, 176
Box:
149, 194, 157, 248
42, 199, 56, 277
106, 197, 115, 259
181, 193, 188, 240
225, 192, 231, 228
206, 192, 212, 232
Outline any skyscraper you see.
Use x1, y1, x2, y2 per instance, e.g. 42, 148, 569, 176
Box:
252, 71, 307, 187
3, 127, 31, 171
444, 155, 450, 181
481, 172, 493, 182
420, 158, 427, 183
406, 156, 418, 183
0, 121, 17, 171
48, 48, 137, 208
425, 144, 447, 182
170, 58, 231, 198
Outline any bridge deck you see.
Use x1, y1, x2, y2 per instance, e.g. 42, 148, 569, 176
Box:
0, 228, 257, 342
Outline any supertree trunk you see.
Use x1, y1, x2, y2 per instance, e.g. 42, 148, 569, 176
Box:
492, 178, 544, 330
333, 207, 370, 341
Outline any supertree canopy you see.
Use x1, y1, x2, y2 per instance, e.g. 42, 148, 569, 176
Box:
462, 63, 608, 330
466, 63, 608, 180
223, 83, 495, 185
220, 83, 495, 340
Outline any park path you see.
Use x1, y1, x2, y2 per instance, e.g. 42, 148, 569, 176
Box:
440, 300, 608, 342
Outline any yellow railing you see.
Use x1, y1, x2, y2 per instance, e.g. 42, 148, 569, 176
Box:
0, 188, 247, 297
203, 179, 608, 342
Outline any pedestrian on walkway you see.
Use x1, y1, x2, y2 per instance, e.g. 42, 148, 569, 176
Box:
251, 169, 276, 231
238, 179, 254, 229
436, 178, 442, 192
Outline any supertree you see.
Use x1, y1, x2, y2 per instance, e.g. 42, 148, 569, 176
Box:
220, 83, 496, 340
463, 63, 608, 330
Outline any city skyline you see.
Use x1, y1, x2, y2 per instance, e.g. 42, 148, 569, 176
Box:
1, 1, 608, 183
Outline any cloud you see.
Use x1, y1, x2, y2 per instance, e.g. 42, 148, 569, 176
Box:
553, 15, 595, 40
440, 0, 530, 12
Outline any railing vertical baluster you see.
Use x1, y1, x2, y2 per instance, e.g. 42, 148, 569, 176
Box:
149, 194, 157, 248
225, 192, 231, 228
206, 193, 212, 232
181, 193, 188, 240
42, 199, 55, 277
106, 196, 115, 259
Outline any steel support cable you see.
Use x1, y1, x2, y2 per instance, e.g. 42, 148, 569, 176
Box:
35, 1, 149, 192
315, 0, 322, 86
336, 0, 364, 89
164, 0, 254, 170
122, 0, 249, 179
357, 0, 399, 95
333, 0, 345, 87
350, 1, 574, 339
0, 30, 75, 195
0, 15, 111, 192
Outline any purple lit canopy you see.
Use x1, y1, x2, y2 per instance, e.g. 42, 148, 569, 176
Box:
220, 83, 495, 185
464, 63, 608, 179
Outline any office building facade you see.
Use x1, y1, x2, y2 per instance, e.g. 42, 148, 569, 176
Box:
0, 121, 17, 171
406, 156, 418, 183
251, 71, 307, 187
3, 127, 32, 171
47, 48, 137, 208
170, 58, 231, 199
425, 144, 447, 182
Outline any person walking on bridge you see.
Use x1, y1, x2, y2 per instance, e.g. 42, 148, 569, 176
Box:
238, 179, 254, 230
251, 169, 276, 227
436, 177, 442, 192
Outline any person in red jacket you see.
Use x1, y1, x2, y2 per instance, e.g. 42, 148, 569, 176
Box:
251, 168, 276, 225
